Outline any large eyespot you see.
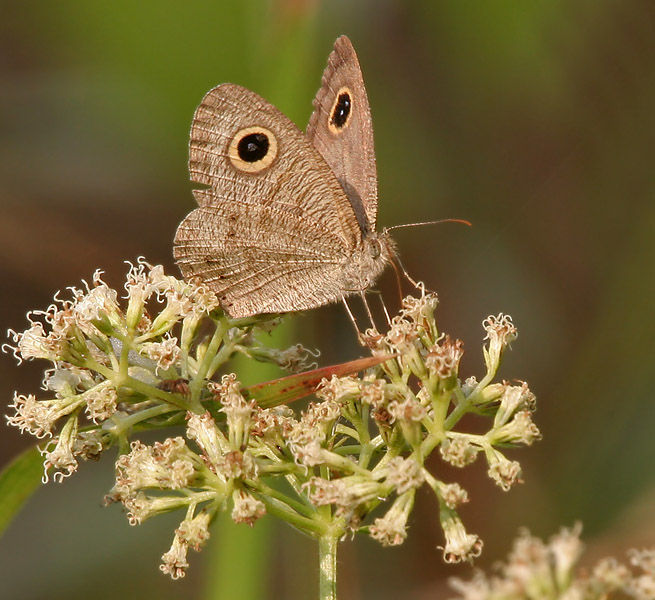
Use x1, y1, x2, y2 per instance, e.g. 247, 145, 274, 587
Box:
228, 126, 278, 173
328, 87, 353, 134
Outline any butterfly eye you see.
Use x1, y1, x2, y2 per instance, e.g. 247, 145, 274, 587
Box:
328, 87, 353, 133
228, 126, 278, 173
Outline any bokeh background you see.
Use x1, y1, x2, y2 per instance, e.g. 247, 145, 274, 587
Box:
1, 1, 654, 598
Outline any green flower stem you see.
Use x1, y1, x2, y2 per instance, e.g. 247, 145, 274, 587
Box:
189, 318, 227, 405
81, 357, 193, 412
284, 474, 315, 509
257, 463, 305, 476
179, 315, 202, 379
358, 442, 376, 470
443, 395, 472, 430
334, 424, 360, 440
118, 330, 133, 380
124, 375, 192, 411
205, 337, 239, 382
331, 436, 386, 458
381, 357, 402, 383
249, 480, 315, 518
422, 470, 443, 499
323, 451, 370, 477
472, 360, 498, 398
256, 493, 323, 535
109, 404, 178, 437
333, 444, 363, 456
420, 430, 446, 458
318, 534, 338, 600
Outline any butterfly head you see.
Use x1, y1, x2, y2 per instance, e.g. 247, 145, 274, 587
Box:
371, 229, 397, 264
342, 230, 397, 293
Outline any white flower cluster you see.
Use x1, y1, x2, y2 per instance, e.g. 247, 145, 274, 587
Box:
5, 264, 539, 579
3, 259, 291, 485
449, 526, 655, 600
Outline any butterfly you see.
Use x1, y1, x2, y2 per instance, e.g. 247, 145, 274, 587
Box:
174, 36, 396, 318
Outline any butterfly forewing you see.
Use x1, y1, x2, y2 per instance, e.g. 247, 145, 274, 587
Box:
306, 36, 379, 232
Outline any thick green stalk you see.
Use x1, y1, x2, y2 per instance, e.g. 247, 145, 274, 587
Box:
318, 534, 338, 600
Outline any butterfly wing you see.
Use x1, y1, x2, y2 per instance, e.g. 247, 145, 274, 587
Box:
306, 35, 378, 232
174, 84, 363, 317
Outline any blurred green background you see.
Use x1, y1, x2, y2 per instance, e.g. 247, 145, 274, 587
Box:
1, 1, 654, 598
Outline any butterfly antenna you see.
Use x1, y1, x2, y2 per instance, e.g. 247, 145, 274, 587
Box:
386, 218, 472, 232
386, 218, 471, 291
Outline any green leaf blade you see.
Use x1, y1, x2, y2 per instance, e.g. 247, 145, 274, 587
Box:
0, 446, 43, 537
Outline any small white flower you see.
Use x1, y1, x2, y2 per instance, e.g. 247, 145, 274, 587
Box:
122, 492, 189, 525
359, 378, 387, 408
142, 336, 181, 372
72, 281, 120, 331
289, 438, 329, 467
387, 396, 427, 423
550, 524, 584, 590
486, 450, 523, 491
490, 410, 541, 446
177, 512, 212, 550
306, 476, 381, 514
5, 322, 63, 363
40, 416, 80, 482
381, 457, 424, 494
160, 532, 189, 580
216, 449, 258, 480
114, 438, 196, 494
493, 381, 536, 427
399, 289, 439, 326
215, 374, 257, 449
438, 482, 469, 509
482, 313, 517, 373
231, 490, 265, 525
316, 375, 360, 404
6, 392, 84, 439
461, 376, 478, 396
441, 510, 483, 563
369, 492, 414, 547
84, 381, 118, 423
426, 335, 464, 379
186, 411, 228, 473
627, 549, 655, 599
440, 437, 479, 467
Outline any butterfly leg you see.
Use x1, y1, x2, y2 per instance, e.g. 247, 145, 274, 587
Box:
376, 292, 392, 327
366, 289, 392, 327
388, 257, 405, 305
342, 296, 364, 339
360, 291, 379, 331
391, 254, 422, 290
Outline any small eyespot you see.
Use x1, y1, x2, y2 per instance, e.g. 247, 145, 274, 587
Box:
228, 126, 278, 173
328, 87, 353, 133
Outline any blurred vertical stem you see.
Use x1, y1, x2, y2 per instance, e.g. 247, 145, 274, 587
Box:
318, 534, 338, 600
202, 4, 319, 599
204, 318, 288, 600
205, 512, 273, 600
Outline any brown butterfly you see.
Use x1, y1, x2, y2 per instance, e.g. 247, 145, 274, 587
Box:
174, 36, 396, 318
